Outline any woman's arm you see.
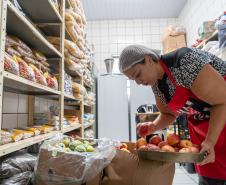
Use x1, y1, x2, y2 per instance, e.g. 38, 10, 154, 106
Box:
152, 97, 177, 131
137, 97, 177, 137
191, 64, 226, 164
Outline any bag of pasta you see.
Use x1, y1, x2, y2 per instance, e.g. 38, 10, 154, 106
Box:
14, 56, 35, 81
4, 54, 19, 75
30, 64, 47, 86
44, 72, 58, 90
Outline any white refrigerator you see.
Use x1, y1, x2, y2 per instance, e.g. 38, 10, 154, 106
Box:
97, 74, 130, 141
97, 74, 156, 141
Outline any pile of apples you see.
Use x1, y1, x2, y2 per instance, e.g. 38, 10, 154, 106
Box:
117, 143, 131, 153
137, 133, 199, 153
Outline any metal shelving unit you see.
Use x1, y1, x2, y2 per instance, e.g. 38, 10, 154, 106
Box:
0, 0, 95, 157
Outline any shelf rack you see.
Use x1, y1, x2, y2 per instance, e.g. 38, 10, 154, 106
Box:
0, 0, 96, 157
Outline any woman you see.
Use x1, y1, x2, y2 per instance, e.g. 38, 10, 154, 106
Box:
119, 45, 226, 185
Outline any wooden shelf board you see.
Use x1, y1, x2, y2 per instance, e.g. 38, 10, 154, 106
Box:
3, 71, 61, 95
62, 124, 81, 133
0, 131, 59, 157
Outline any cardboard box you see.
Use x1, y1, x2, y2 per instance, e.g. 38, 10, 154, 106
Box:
162, 35, 186, 54
102, 142, 175, 185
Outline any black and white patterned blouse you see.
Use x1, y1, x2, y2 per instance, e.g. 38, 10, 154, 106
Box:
151, 47, 226, 120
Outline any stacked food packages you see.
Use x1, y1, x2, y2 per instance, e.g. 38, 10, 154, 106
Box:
64, 72, 73, 96
83, 114, 95, 127
65, 115, 80, 126
4, 35, 58, 90
0, 125, 55, 145
84, 91, 95, 106
71, 81, 87, 100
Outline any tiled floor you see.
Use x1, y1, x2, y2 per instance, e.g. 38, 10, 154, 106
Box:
173, 164, 198, 185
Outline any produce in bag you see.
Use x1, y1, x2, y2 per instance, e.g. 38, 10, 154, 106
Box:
14, 56, 35, 81
4, 54, 19, 75
30, 64, 47, 86
34, 134, 116, 185
44, 72, 58, 90
6, 35, 32, 53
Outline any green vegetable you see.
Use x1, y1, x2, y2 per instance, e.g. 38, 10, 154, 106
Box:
86, 145, 95, 152
75, 145, 87, 152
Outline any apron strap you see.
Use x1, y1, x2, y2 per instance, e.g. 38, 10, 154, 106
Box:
159, 60, 178, 86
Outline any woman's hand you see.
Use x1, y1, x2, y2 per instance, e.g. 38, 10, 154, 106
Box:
198, 140, 215, 165
137, 122, 156, 137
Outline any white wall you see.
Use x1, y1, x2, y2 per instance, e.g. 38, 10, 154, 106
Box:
179, 0, 226, 46
86, 18, 179, 73
2, 92, 58, 129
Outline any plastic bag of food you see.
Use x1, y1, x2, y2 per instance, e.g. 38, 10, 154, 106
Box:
32, 50, 48, 63
22, 56, 37, 65
6, 35, 32, 53
65, 59, 84, 73
12, 129, 34, 139
65, 52, 81, 63
30, 64, 47, 86
14, 56, 35, 81
0, 130, 12, 145
5, 47, 21, 57
34, 134, 116, 185
13, 46, 33, 58
0, 152, 36, 179
4, 54, 19, 75
24, 127, 41, 136
44, 72, 58, 90
0, 171, 32, 185
72, 81, 86, 95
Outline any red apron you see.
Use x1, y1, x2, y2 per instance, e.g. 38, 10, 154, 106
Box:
160, 60, 226, 180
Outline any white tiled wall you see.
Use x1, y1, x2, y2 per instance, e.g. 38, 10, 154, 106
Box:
2, 92, 28, 129
179, 0, 226, 46
86, 18, 179, 73
2, 92, 58, 129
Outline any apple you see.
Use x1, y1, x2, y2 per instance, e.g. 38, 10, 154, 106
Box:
158, 141, 168, 148
161, 144, 175, 152
167, 133, 180, 146
138, 145, 149, 151
136, 138, 147, 149
147, 144, 160, 151
120, 143, 128, 149
189, 146, 199, 153
120, 148, 130, 153
149, 135, 162, 146
179, 140, 193, 149
179, 148, 191, 153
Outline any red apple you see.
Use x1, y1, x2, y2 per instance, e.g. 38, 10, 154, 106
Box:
136, 138, 147, 149
179, 140, 193, 149
120, 143, 128, 149
161, 144, 176, 152
138, 145, 149, 151
147, 144, 160, 151
167, 133, 180, 146
158, 141, 168, 148
189, 146, 199, 153
120, 148, 130, 153
149, 135, 162, 146
179, 147, 191, 153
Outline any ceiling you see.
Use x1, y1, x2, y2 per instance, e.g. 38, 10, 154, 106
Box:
81, 0, 188, 21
